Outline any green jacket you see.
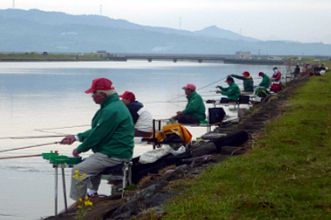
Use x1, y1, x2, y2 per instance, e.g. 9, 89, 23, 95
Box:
76, 93, 134, 159
259, 74, 271, 88
220, 82, 241, 101
231, 74, 254, 92
182, 90, 206, 120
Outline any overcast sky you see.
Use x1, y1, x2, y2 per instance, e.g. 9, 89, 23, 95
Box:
1, 0, 331, 44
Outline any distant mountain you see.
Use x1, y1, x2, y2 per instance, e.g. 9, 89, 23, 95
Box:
0, 9, 331, 55
193, 25, 259, 42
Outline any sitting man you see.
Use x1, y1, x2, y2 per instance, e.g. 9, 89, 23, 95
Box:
255, 72, 271, 98
171, 83, 206, 124
60, 78, 134, 200
120, 91, 153, 137
228, 71, 254, 94
258, 72, 271, 88
216, 77, 241, 103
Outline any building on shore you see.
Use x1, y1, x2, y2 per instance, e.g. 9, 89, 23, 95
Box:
97, 50, 108, 58
236, 51, 252, 59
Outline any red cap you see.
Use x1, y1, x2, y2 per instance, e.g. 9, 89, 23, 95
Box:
119, 91, 136, 101
182, 83, 196, 91
85, 78, 114, 94
242, 71, 250, 76
258, 72, 264, 76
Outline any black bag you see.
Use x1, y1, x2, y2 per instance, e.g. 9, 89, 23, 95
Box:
212, 130, 248, 152
239, 95, 250, 104
208, 108, 226, 124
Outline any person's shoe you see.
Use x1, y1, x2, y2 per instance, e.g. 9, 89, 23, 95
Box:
87, 192, 98, 197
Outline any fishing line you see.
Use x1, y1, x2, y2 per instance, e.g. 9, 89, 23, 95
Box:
0, 142, 59, 153
33, 129, 73, 135
34, 124, 89, 132
167, 76, 227, 103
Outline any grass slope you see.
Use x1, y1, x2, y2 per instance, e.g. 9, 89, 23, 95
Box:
162, 75, 331, 219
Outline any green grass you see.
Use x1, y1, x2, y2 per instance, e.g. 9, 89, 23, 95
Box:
161, 74, 331, 219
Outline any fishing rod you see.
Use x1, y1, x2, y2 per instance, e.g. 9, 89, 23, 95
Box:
0, 134, 71, 140
34, 124, 89, 131
167, 76, 227, 103
0, 142, 59, 153
0, 154, 42, 160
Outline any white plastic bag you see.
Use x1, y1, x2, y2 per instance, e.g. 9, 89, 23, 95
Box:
170, 146, 186, 156
139, 145, 173, 164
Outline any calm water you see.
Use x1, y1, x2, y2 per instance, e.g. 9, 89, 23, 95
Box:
0, 61, 285, 219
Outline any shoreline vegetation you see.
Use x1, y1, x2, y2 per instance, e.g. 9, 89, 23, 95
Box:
44, 64, 331, 219
1, 52, 330, 66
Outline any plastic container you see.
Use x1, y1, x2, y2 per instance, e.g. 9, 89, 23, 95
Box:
49, 155, 68, 164
42, 152, 58, 160
200, 120, 208, 125
66, 157, 82, 165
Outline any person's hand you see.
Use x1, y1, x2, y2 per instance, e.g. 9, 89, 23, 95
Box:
227, 74, 232, 77
72, 149, 81, 157
60, 135, 76, 145
216, 90, 221, 94
215, 85, 220, 88
176, 111, 183, 115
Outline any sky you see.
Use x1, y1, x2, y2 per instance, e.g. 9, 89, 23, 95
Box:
1, 0, 331, 44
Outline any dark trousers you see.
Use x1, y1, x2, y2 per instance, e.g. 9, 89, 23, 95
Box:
175, 114, 200, 124
135, 129, 153, 137
220, 98, 236, 103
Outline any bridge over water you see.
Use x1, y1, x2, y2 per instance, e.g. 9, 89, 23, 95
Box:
111, 54, 227, 63
108, 54, 285, 65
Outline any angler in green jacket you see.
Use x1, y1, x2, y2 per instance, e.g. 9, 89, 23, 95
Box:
258, 72, 271, 88
229, 71, 254, 93
216, 77, 241, 103
171, 83, 206, 124
61, 78, 134, 200
254, 72, 271, 98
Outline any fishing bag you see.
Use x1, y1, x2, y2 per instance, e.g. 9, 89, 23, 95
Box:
212, 130, 248, 152
270, 83, 281, 93
255, 88, 269, 98
208, 107, 226, 125
148, 123, 192, 145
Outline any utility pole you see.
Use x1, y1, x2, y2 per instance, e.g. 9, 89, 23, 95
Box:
100, 5, 102, 16
12, 0, 15, 8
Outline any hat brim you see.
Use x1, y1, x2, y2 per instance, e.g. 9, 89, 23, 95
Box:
85, 88, 95, 94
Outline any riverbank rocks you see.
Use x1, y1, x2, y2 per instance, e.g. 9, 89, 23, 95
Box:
45, 74, 310, 220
